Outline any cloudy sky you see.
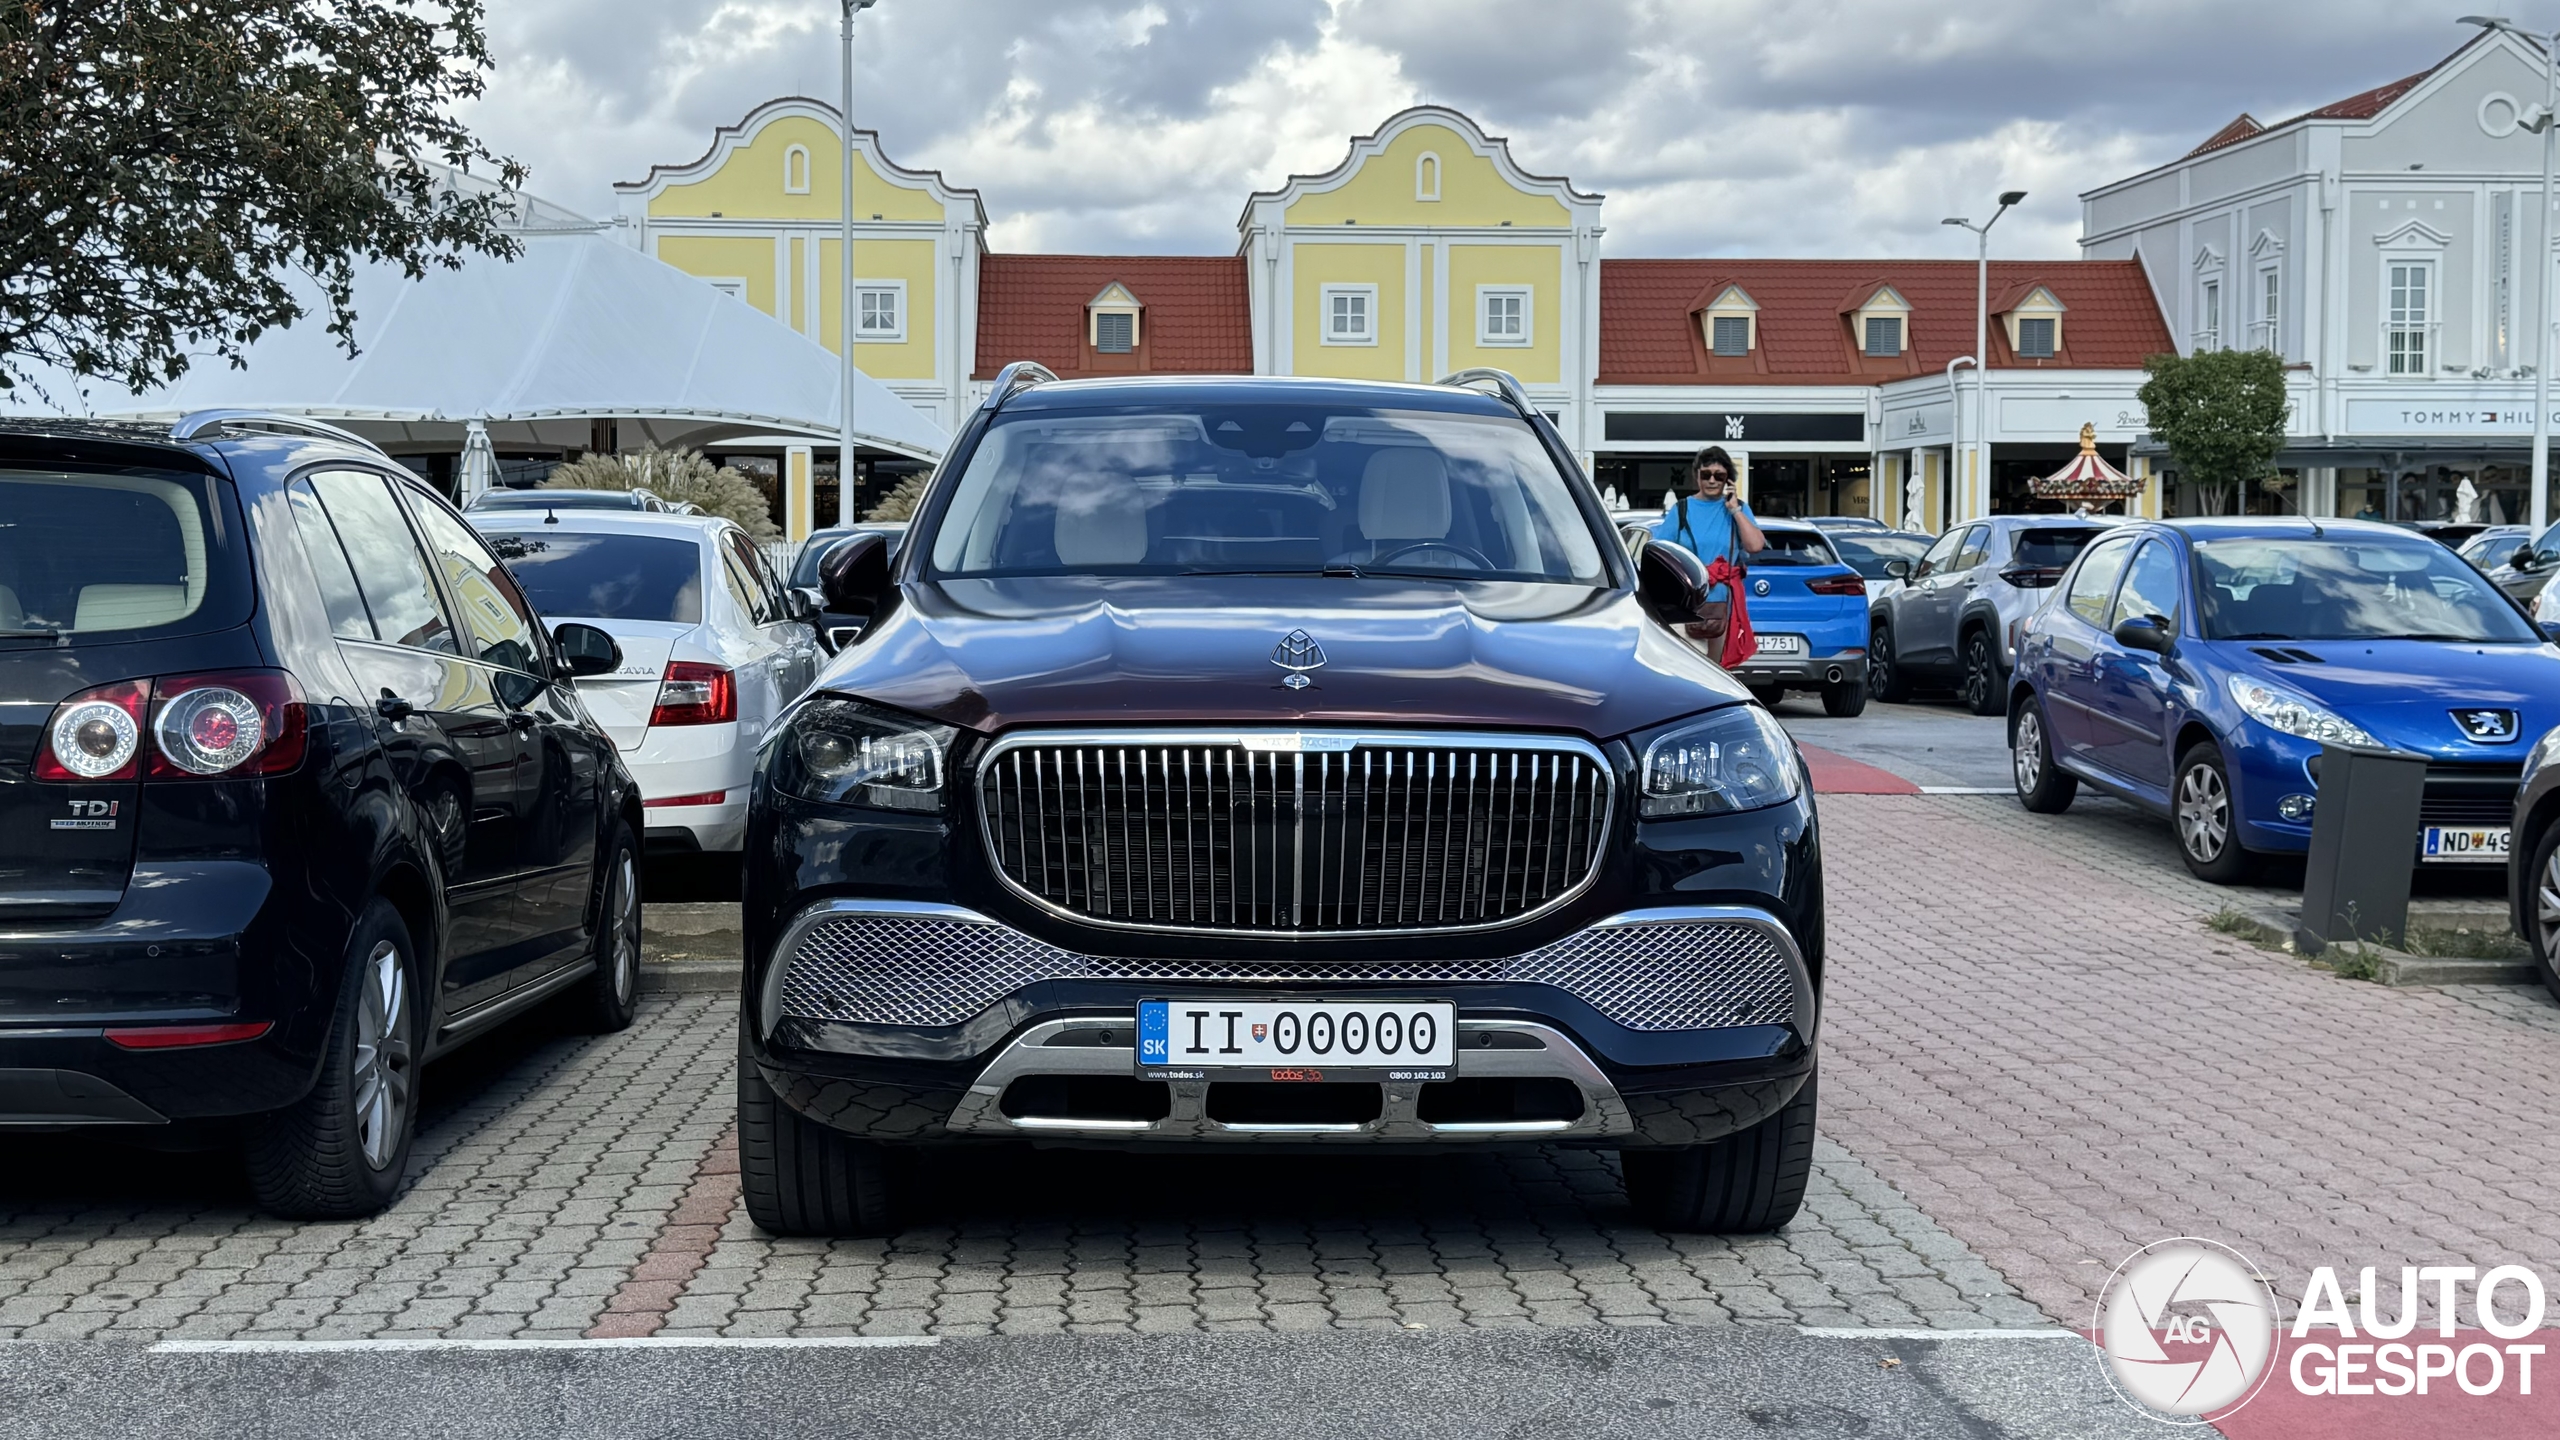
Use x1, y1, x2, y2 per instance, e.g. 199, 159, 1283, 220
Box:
465, 0, 2468, 261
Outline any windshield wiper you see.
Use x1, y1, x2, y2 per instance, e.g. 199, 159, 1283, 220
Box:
0, 627, 62, 638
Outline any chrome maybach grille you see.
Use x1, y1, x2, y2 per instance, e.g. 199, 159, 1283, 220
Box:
773, 908, 1800, 1034
976, 732, 1614, 936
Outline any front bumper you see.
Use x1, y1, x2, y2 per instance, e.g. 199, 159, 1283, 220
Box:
1732, 647, 1868, 690
752, 900, 1817, 1150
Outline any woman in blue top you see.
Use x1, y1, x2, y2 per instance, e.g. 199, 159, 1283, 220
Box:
1650, 444, 1766, 599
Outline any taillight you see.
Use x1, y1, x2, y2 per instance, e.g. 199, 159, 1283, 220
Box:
35, 680, 150, 781
148, 671, 307, 778
650, 663, 736, 727
1807, 574, 1868, 597
105, 1021, 273, 1050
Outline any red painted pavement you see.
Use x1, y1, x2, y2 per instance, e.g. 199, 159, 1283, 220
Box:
2212, 1330, 2556, 1440
1796, 743, 1921, 795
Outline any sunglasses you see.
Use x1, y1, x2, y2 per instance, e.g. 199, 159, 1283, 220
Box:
1698, 469, 1731, 479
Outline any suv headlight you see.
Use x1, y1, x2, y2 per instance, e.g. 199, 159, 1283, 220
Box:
1640, 704, 1802, 818
2227, 676, 2379, 749
773, 696, 954, 813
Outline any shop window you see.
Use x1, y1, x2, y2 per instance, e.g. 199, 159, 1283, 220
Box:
1478, 286, 1531, 346
1321, 285, 1376, 345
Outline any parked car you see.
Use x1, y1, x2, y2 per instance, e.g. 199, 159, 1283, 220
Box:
473, 512, 821, 856
0, 415, 642, 1217
1711, 519, 1870, 715
1806, 515, 1889, 532
2457, 524, 2534, 574
741, 366, 1824, 1237
2008, 517, 2560, 883
2506, 721, 2560, 1004
1828, 529, 1931, 607
2406, 520, 2495, 550
1870, 515, 2106, 715
467, 486, 667, 513
2484, 518, 2560, 608
788, 522, 910, 648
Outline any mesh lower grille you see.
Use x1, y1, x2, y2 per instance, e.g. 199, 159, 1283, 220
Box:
776, 912, 1798, 1033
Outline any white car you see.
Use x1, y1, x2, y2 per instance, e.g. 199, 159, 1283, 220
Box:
474, 512, 821, 853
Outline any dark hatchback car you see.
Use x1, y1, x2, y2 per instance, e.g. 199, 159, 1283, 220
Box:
1, 415, 642, 1217
741, 368, 1824, 1237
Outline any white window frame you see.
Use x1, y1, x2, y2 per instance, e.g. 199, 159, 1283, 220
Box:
2198, 278, 2222, 352
1092, 310, 1137, 353
783, 144, 812, 196
1476, 285, 1533, 347
1709, 313, 1753, 356
854, 280, 907, 344
1415, 152, 1441, 202
1862, 314, 1903, 357
1319, 283, 1378, 346
2383, 258, 2435, 377
2015, 315, 2057, 358
2255, 266, 2281, 352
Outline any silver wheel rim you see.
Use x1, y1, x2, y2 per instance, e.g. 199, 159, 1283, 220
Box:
608, 850, 639, 1004
2177, 762, 2230, 862
1870, 631, 1891, 684
2014, 710, 2043, 794
353, 939, 412, 1171
2537, 846, 2560, 964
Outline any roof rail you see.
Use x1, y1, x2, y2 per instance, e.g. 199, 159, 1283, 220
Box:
1435, 368, 1540, 422
170, 409, 390, 457
979, 361, 1061, 413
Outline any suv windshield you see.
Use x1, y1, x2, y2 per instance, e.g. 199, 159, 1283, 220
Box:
0, 468, 239, 638
2012, 527, 2100, 569
485, 531, 704, 623
927, 404, 1608, 585
1750, 530, 1841, 567
2193, 536, 2538, 643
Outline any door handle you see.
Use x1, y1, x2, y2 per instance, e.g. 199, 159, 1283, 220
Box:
375, 691, 414, 723
506, 712, 537, 732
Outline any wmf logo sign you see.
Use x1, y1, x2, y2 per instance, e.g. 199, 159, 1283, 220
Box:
2093, 1238, 2279, 1423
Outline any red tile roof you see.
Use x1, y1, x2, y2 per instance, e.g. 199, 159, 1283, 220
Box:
974, 254, 1253, 379
2178, 41, 2474, 160
1596, 259, 2173, 386
2185, 113, 2265, 159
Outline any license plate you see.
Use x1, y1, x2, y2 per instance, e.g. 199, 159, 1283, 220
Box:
1136, 1000, 1455, 1080
1755, 634, 1803, 654
2421, 826, 2510, 863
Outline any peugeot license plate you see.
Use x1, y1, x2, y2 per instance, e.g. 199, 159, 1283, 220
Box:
1755, 634, 1803, 654
1136, 1000, 1455, 1081
2421, 826, 2509, 863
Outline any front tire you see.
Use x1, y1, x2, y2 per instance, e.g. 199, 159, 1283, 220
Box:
1959, 629, 2003, 716
1622, 1067, 1817, 1234
739, 1047, 906, 1237
2012, 695, 2077, 813
571, 827, 642, 1034
1870, 621, 1912, 703
1821, 680, 1868, 718
246, 900, 420, 1219
1748, 684, 1786, 710
2174, 742, 2259, 884
2525, 823, 2560, 1006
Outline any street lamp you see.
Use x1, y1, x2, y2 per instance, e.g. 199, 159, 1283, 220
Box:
2464, 15, 2558, 528
1943, 190, 2026, 521
839, 0, 880, 527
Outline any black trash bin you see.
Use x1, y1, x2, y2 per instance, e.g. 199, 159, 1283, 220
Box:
2298, 743, 2429, 950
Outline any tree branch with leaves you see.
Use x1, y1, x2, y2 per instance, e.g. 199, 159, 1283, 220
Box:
0, 0, 523, 396
2135, 349, 2292, 513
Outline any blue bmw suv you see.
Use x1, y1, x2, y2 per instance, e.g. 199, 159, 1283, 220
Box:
2006, 517, 2560, 882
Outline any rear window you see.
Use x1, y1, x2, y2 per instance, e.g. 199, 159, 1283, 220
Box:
1750, 530, 1841, 567
2012, 527, 2100, 569
484, 531, 702, 624
0, 468, 244, 639
1831, 533, 1926, 579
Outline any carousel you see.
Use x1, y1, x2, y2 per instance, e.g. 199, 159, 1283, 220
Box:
2033, 423, 2144, 515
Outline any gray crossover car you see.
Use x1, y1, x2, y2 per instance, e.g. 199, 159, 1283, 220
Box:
1869, 515, 2107, 714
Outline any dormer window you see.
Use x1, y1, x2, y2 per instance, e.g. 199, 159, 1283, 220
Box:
2017, 318, 2055, 357
1697, 284, 1758, 356
1848, 284, 1911, 359
1087, 282, 1143, 354
1863, 316, 1902, 357
1999, 285, 2066, 359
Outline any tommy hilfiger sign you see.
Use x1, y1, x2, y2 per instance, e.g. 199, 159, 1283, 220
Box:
2343, 400, 2560, 434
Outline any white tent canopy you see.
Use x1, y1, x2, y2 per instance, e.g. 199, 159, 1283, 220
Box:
6, 223, 947, 464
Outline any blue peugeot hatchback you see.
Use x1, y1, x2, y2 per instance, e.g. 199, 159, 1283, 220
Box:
2006, 517, 2560, 882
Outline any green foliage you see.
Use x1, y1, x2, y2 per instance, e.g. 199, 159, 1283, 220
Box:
2136, 349, 2291, 497
547, 447, 780, 541
2400, 923, 2528, 961
864, 472, 929, 523
0, 1, 523, 394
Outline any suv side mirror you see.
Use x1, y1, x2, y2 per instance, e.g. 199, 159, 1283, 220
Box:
789, 585, 824, 622
2517, 549, 2547, 573
1637, 537, 1711, 624
2111, 615, 2172, 656
552, 621, 622, 678
1883, 557, 1912, 580
820, 531, 892, 618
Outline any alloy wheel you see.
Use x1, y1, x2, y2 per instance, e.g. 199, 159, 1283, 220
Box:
608, 849, 640, 1005
2014, 710, 2043, 794
2176, 763, 2230, 862
1962, 637, 1992, 711
2537, 846, 2560, 964
1869, 630, 1893, 691
351, 940, 413, 1171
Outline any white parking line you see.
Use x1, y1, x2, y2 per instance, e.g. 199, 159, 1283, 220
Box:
145, 1336, 942, 1354
1917, 787, 2013, 796
1795, 1327, 2081, 1340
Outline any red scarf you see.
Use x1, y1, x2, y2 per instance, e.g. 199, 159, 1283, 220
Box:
1705, 557, 1755, 668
